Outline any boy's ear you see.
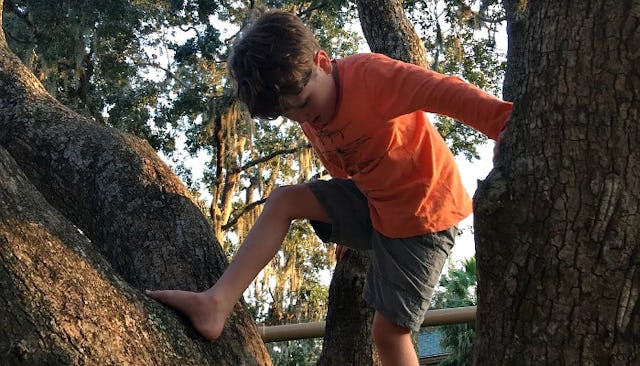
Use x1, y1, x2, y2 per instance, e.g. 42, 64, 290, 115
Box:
314, 50, 332, 74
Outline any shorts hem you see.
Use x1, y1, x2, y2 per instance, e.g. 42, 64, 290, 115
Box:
363, 288, 425, 332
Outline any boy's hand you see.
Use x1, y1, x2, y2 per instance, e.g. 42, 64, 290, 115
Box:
493, 113, 511, 164
335, 245, 349, 260
492, 129, 505, 164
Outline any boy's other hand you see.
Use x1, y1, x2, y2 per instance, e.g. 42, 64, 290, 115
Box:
493, 113, 511, 164
493, 127, 507, 164
335, 245, 349, 260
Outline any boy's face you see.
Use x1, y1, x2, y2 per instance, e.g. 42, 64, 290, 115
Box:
281, 50, 337, 128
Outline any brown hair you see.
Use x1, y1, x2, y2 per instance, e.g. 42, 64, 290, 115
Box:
227, 9, 320, 119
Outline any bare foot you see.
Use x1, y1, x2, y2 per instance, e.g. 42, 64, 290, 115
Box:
145, 289, 226, 340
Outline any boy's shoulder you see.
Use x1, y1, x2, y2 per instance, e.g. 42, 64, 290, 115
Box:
338, 53, 411, 85
340, 52, 392, 65
337, 53, 399, 77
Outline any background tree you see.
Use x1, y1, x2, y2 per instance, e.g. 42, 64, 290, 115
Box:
473, 0, 640, 363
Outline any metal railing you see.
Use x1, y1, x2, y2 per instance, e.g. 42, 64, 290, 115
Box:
258, 306, 476, 343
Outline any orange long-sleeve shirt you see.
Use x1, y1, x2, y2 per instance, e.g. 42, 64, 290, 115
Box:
301, 53, 512, 238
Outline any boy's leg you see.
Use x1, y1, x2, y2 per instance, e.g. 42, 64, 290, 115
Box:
146, 184, 330, 340
365, 228, 457, 365
306, 178, 373, 251
307, 179, 436, 365
372, 312, 419, 366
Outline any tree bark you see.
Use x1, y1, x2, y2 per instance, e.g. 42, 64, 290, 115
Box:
1, 146, 214, 365
318, 251, 377, 365
0, 1, 271, 364
474, 0, 640, 364
355, 0, 429, 66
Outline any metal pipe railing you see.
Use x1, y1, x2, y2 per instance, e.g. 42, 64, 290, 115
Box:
258, 306, 476, 343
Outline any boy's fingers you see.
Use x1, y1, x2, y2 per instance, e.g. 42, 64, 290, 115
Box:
335, 245, 348, 259
493, 129, 506, 164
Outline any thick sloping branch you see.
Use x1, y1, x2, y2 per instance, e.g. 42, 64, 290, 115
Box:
0, 0, 271, 361
0, 146, 216, 365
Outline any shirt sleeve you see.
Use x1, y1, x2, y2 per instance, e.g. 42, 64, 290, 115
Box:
365, 53, 512, 140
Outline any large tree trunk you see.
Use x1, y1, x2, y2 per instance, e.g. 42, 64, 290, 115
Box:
0, 1, 271, 364
318, 1, 431, 364
474, 0, 640, 364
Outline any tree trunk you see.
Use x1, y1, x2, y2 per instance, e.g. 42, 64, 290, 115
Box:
319, 1, 431, 364
0, 1, 271, 364
473, 0, 640, 364
318, 251, 377, 365
355, 0, 429, 66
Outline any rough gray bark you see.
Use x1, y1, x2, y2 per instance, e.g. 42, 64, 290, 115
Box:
0, 1, 271, 363
318, 251, 377, 365
1, 146, 216, 365
355, 0, 429, 67
474, 0, 640, 364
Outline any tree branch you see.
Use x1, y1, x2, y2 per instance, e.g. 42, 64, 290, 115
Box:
230, 143, 312, 174
222, 197, 267, 230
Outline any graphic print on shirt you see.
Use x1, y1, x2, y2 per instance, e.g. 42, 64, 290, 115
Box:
314, 127, 375, 177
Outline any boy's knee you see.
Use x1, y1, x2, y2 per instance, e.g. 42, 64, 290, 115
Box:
268, 185, 301, 205
265, 185, 308, 218
372, 312, 410, 347
265, 184, 329, 223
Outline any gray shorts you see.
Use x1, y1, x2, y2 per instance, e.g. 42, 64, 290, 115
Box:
307, 179, 456, 331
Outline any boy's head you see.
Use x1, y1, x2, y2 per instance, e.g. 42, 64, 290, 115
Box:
228, 9, 321, 119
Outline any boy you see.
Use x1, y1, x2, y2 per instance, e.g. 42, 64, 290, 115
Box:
147, 8, 511, 365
